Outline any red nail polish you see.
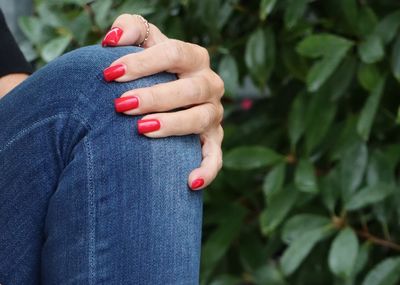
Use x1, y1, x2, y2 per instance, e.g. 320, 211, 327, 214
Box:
114, 96, 139, 112
137, 119, 160, 134
191, 178, 204, 190
102, 27, 123, 47
103, 64, 125, 82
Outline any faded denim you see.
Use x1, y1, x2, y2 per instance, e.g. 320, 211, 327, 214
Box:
0, 45, 203, 285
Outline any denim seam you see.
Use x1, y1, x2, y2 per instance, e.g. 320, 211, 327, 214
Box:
69, 73, 117, 134
84, 136, 96, 284
0, 113, 90, 153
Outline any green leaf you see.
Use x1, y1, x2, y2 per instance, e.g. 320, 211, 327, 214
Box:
288, 93, 307, 149
282, 214, 331, 244
374, 10, 400, 44
354, 243, 371, 276
218, 54, 239, 97
339, 0, 358, 34
391, 33, 400, 82
245, 28, 275, 88
328, 227, 359, 279
239, 234, 267, 271
320, 170, 340, 213
260, 0, 277, 20
367, 150, 396, 186
284, 0, 309, 29
340, 142, 368, 199
362, 257, 400, 285
297, 34, 353, 57
92, 0, 113, 30
201, 204, 246, 281
357, 6, 379, 37
41, 35, 72, 63
294, 159, 318, 193
224, 146, 283, 170
397, 106, 400, 125
358, 35, 385, 64
67, 11, 91, 46
253, 263, 286, 285
357, 77, 385, 141
306, 53, 345, 92
304, 92, 337, 153
37, 2, 63, 28
217, 0, 240, 29
18, 16, 44, 45
260, 186, 298, 235
297, 34, 353, 92
320, 56, 356, 101
209, 275, 241, 285
263, 163, 286, 201
280, 227, 332, 276
346, 183, 395, 211
357, 63, 382, 92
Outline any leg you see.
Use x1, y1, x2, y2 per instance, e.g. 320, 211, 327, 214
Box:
0, 45, 202, 284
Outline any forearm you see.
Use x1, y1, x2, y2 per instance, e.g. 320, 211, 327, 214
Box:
0, 73, 29, 98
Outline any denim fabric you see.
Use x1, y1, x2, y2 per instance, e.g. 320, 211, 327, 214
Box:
0, 45, 203, 284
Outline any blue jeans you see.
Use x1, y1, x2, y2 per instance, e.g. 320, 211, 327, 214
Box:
0, 45, 203, 284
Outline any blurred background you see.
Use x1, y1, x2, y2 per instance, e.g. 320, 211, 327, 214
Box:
2, 0, 400, 284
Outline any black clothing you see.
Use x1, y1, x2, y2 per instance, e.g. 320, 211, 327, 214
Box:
0, 9, 33, 77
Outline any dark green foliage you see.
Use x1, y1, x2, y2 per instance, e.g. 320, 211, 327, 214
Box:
23, 0, 400, 284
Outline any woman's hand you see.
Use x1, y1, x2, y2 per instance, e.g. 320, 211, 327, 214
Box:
102, 14, 224, 190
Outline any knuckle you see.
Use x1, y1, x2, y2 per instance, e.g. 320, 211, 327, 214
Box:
215, 76, 225, 98
198, 106, 214, 132
196, 45, 210, 66
197, 74, 212, 101
164, 39, 184, 65
189, 77, 205, 103
217, 104, 224, 123
209, 71, 225, 98
145, 88, 158, 111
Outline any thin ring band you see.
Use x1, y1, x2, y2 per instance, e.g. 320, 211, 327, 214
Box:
134, 14, 150, 47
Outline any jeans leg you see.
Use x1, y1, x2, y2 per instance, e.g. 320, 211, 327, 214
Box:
0, 45, 202, 285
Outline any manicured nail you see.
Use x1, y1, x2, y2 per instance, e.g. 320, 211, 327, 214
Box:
102, 27, 123, 46
114, 96, 139, 112
137, 119, 160, 134
191, 178, 204, 190
103, 64, 125, 82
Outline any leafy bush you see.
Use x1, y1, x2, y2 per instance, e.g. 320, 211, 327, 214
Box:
22, 0, 400, 284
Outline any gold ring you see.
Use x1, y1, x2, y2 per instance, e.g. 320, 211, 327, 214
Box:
134, 15, 150, 47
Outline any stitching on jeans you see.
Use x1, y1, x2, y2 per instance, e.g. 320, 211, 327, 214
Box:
0, 113, 90, 153
84, 137, 96, 284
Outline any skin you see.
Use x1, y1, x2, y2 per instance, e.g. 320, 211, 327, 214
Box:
0, 14, 224, 191
0, 73, 28, 98
104, 14, 224, 190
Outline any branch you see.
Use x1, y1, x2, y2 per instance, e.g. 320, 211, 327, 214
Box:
357, 230, 400, 252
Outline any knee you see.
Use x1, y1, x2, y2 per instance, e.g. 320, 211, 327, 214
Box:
22, 45, 176, 126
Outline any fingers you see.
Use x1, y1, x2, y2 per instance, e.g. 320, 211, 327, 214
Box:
105, 39, 210, 82
102, 14, 167, 47
115, 73, 223, 115
136, 103, 223, 137
188, 126, 224, 190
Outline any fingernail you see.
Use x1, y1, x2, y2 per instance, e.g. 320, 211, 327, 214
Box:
103, 64, 125, 82
114, 96, 139, 112
137, 119, 160, 134
102, 27, 123, 47
191, 178, 204, 190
